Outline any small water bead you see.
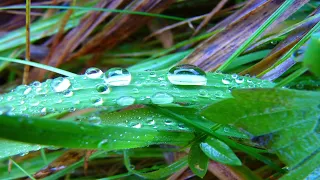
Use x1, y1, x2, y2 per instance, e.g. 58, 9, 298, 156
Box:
149, 72, 157, 77
198, 89, 209, 97
164, 119, 174, 125
51, 77, 71, 92
91, 97, 103, 106
24, 87, 32, 95
146, 119, 155, 125
130, 122, 142, 129
96, 84, 111, 94
98, 139, 109, 148
235, 77, 244, 84
40, 108, 47, 115
104, 68, 131, 86
88, 116, 101, 125
85, 67, 103, 79
151, 92, 174, 104
31, 81, 41, 87
36, 87, 48, 95
167, 64, 207, 85
63, 90, 73, 97
231, 74, 238, 79
116, 96, 135, 106
221, 78, 231, 85
132, 88, 139, 94
7, 96, 13, 101
0, 106, 12, 115
292, 49, 304, 62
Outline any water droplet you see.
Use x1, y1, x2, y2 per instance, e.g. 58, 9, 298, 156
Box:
292, 49, 304, 62
151, 92, 174, 104
0, 106, 12, 115
164, 119, 173, 125
116, 96, 135, 106
132, 88, 139, 94
178, 123, 186, 129
149, 72, 157, 77
130, 122, 142, 129
40, 108, 47, 115
146, 119, 155, 125
88, 116, 101, 125
51, 77, 71, 92
31, 81, 41, 87
167, 64, 207, 85
104, 68, 131, 86
24, 87, 32, 95
7, 96, 13, 101
270, 40, 277, 45
96, 84, 111, 94
91, 97, 103, 106
231, 74, 238, 79
198, 89, 209, 97
63, 90, 73, 97
222, 78, 231, 85
85, 67, 103, 79
98, 139, 109, 148
235, 77, 244, 84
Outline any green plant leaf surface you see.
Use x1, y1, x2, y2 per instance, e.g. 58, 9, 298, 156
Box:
188, 142, 209, 178
201, 88, 320, 178
200, 137, 241, 166
0, 115, 194, 150
303, 32, 320, 77
0, 139, 42, 159
0, 70, 274, 117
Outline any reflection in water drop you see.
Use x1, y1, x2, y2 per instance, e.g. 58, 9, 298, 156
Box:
104, 68, 131, 86
167, 64, 207, 85
85, 67, 103, 79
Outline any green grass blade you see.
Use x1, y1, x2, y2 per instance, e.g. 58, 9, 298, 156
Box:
188, 142, 209, 178
0, 115, 194, 149
0, 57, 77, 77
217, 0, 295, 71
0, 5, 185, 21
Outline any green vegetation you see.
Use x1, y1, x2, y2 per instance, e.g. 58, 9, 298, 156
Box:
0, 0, 319, 179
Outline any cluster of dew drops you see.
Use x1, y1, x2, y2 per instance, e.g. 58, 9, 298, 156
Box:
0, 64, 257, 116
0, 64, 258, 148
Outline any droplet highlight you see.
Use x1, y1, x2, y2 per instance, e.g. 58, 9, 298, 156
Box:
167, 64, 207, 85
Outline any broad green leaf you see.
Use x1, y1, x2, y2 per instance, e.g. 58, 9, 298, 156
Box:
0, 115, 194, 150
303, 32, 320, 77
0, 139, 41, 159
200, 137, 241, 166
280, 151, 320, 180
201, 88, 320, 178
188, 142, 209, 178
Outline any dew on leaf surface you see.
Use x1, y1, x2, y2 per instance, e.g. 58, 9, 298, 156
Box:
167, 64, 207, 85
85, 67, 103, 79
51, 77, 71, 92
116, 96, 135, 106
151, 92, 174, 104
104, 68, 131, 86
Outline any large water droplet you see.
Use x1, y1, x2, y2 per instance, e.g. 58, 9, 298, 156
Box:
96, 84, 111, 94
88, 116, 101, 125
167, 64, 207, 85
24, 87, 32, 95
85, 67, 103, 79
116, 96, 135, 106
51, 77, 71, 92
98, 139, 109, 148
31, 81, 41, 87
151, 92, 174, 104
104, 68, 131, 86
235, 77, 244, 84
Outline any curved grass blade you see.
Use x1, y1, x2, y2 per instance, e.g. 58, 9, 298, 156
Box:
0, 115, 194, 150
0, 139, 41, 159
123, 150, 188, 179
188, 142, 209, 178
